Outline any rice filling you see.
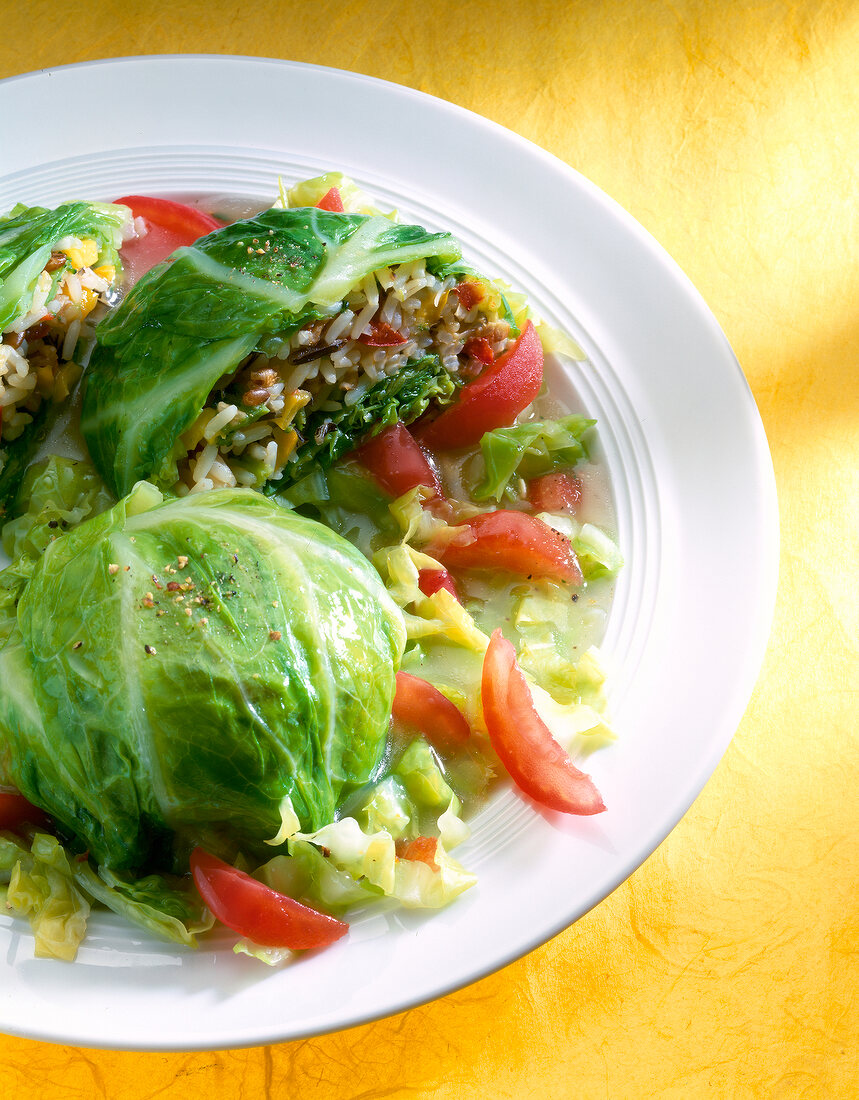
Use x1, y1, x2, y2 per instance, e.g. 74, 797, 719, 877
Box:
175, 260, 512, 495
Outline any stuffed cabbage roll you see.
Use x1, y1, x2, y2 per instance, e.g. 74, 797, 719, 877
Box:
0, 484, 406, 872
81, 206, 518, 499
0, 200, 133, 511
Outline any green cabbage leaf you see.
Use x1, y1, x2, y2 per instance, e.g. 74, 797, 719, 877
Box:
0, 831, 212, 959
0, 484, 406, 873
474, 415, 596, 502
0, 455, 113, 644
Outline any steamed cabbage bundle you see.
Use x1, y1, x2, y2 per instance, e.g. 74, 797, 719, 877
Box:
0, 484, 406, 873
81, 207, 466, 499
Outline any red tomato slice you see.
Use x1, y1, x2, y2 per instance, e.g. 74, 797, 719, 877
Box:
114, 195, 222, 285
392, 671, 471, 750
190, 847, 348, 950
428, 510, 582, 585
417, 567, 459, 601
481, 630, 605, 815
416, 322, 543, 450
353, 422, 443, 502
0, 791, 48, 830
356, 319, 409, 347
315, 187, 345, 212
528, 471, 583, 514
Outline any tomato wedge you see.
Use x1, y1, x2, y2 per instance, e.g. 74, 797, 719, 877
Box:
115, 195, 222, 240
114, 195, 222, 285
0, 790, 48, 830
428, 510, 582, 585
392, 671, 471, 751
354, 422, 443, 502
417, 566, 459, 601
190, 847, 348, 950
315, 187, 345, 212
416, 321, 543, 451
528, 471, 583, 514
481, 630, 605, 815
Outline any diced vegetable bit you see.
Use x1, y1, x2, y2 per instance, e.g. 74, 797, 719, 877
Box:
481, 629, 605, 815
392, 671, 471, 751
397, 835, 440, 872
394, 739, 458, 808
417, 566, 459, 601
315, 187, 345, 212
190, 847, 348, 950
416, 321, 544, 450
528, 471, 582, 513
356, 318, 409, 347
453, 282, 484, 310
463, 336, 494, 365
428, 510, 583, 585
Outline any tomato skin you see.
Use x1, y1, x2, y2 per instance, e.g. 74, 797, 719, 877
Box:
481, 630, 605, 815
0, 791, 48, 831
354, 422, 443, 501
528, 471, 582, 514
416, 322, 543, 450
190, 847, 348, 950
113, 195, 222, 285
392, 671, 471, 750
315, 187, 345, 212
428, 510, 582, 585
417, 567, 459, 601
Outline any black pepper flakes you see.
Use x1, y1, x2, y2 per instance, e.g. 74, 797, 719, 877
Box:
144, 644, 156, 656
72, 640, 83, 650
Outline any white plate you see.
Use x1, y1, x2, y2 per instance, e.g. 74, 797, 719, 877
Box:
0, 56, 778, 1051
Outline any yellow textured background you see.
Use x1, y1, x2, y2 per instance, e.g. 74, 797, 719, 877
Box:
1, 1, 857, 1095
